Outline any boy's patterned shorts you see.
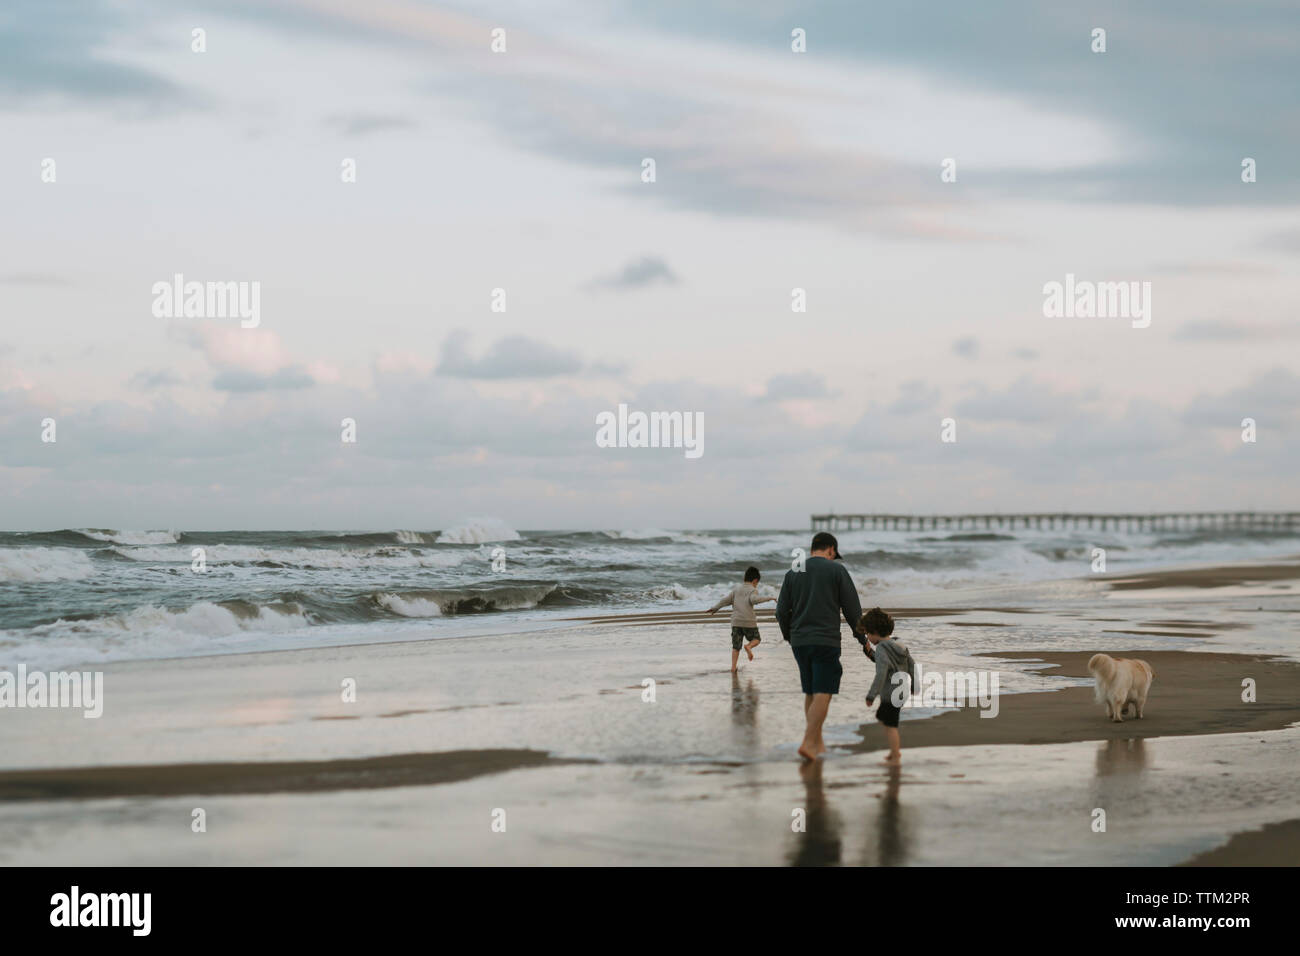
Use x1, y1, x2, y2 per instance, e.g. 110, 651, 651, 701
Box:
731, 626, 760, 651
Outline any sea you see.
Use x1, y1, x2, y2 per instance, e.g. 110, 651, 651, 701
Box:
2, 518, 1299, 669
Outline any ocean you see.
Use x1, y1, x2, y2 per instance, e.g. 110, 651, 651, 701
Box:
3, 519, 1299, 669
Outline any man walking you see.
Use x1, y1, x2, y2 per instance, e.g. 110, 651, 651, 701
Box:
776, 532, 865, 761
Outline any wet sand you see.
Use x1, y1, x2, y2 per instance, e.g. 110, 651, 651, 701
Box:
1179, 818, 1300, 866
0, 749, 577, 802
1102, 559, 1300, 590
1, 557, 1297, 865
850, 650, 1300, 753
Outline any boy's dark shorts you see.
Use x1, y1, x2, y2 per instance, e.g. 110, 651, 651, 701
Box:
731, 626, 760, 651
791, 644, 842, 695
874, 695, 902, 728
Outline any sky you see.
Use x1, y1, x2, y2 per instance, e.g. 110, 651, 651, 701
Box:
1, 0, 1298, 531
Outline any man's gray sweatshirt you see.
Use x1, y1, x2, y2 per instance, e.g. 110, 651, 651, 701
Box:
776, 556, 864, 648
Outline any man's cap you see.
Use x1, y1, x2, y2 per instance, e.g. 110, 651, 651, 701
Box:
810, 530, 840, 557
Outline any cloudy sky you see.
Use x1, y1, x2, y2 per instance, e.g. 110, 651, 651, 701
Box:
2, 0, 1297, 530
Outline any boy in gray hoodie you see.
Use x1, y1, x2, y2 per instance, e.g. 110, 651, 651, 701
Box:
861, 607, 915, 765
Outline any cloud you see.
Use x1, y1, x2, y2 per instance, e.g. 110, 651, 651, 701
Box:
212, 366, 315, 393
956, 377, 1092, 424
1149, 261, 1276, 276
192, 0, 979, 237
1173, 319, 1300, 343
174, 325, 334, 391
1181, 367, 1300, 428
618, 0, 1300, 204
760, 372, 836, 402
833, 367, 1300, 500
129, 368, 183, 390
0, 0, 187, 107
952, 337, 980, 358
437, 331, 585, 380
1, 273, 75, 287
324, 112, 416, 136
1253, 228, 1300, 253
586, 256, 679, 291
887, 380, 940, 415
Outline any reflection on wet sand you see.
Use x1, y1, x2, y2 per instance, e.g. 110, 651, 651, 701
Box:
872, 765, 909, 867
788, 760, 842, 866
1090, 737, 1149, 814
729, 673, 759, 729
729, 673, 761, 767
1096, 737, 1148, 776
786, 761, 914, 866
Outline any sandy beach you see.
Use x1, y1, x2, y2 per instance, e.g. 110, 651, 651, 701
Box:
1, 558, 1297, 865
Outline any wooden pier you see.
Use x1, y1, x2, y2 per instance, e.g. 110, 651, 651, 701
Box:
810, 512, 1300, 532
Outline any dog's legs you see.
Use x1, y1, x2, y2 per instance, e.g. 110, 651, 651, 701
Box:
1110, 696, 1124, 722
1136, 688, 1147, 719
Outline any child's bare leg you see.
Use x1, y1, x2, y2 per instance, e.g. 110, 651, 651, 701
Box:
882, 726, 901, 765
730, 649, 740, 673
744, 638, 759, 661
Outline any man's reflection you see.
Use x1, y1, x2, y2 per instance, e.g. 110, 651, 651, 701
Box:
787, 759, 843, 866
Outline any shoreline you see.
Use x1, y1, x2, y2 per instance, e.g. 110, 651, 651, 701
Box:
2, 554, 1298, 865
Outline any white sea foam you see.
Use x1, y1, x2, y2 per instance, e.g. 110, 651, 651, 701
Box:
376, 585, 558, 616
75, 529, 180, 545
110, 544, 466, 569
0, 600, 312, 669
435, 518, 521, 544
0, 548, 95, 583
112, 601, 311, 636
376, 592, 443, 617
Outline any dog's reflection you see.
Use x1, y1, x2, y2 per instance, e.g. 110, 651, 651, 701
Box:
1095, 737, 1148, 776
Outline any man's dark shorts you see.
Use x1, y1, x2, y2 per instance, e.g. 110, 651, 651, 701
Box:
791, 644, 842, 695
731, 626, 760, 651
874, 694, 902, 728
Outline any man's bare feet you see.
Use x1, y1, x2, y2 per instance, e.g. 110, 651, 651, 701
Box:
798, 741, 828, 761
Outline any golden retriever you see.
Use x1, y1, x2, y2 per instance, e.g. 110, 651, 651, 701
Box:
1087, 653, 1154, 722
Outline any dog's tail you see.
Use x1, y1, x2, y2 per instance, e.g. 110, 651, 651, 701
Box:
1087, 653, 1110, 703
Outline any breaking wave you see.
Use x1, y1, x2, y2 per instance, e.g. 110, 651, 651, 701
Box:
435, 518, 521, 544
0, 548, 96, 583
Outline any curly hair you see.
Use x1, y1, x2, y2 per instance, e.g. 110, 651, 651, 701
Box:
860, 606, 894, 638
